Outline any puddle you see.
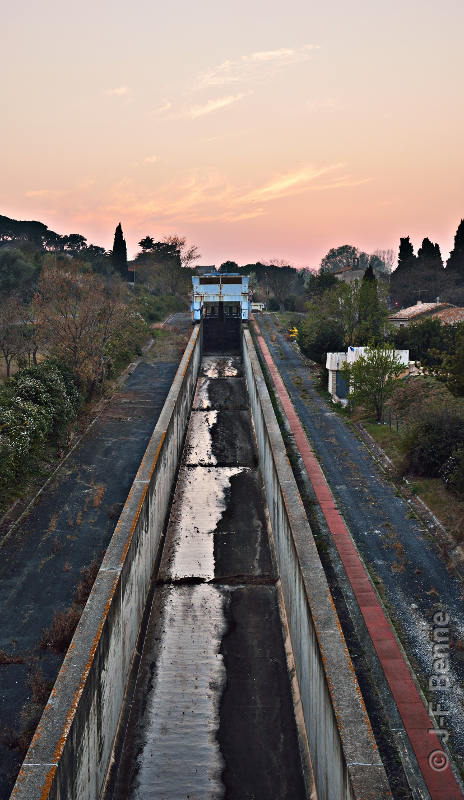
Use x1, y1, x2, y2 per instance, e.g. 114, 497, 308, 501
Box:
184, 411, 218, 465
193, 377, 249, 412
128, 584, 228, 800
162, 466, 245, 581
200, 356, 242, 378
193, 377, 213, 410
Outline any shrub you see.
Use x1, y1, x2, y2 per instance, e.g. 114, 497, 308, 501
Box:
0, 399, 51, 485
401, 408, 464, 477
39, 607, 81, 653
0, 358, 81, 491
0, 650, 24, 665
137, 292, 184, 323
297, 322, 344, 365
441, 449, 464, 498
267, 297, 279, 311
13, 361, 80, 437
75, 557, 99, 606
28, 666, 52, 707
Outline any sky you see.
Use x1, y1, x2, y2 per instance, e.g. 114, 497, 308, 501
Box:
1, 0, 464, 268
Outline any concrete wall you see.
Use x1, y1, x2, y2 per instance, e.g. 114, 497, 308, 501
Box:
242, 328, 390, 800
12, 325, 202, 800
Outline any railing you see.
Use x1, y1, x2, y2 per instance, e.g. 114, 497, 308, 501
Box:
381, 406, 409, 433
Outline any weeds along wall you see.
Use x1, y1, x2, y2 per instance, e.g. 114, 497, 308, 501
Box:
11, 324, 202, 800
242, 328, 390, 800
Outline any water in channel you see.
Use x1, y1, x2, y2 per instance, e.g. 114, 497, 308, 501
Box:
111, 355, 307, 800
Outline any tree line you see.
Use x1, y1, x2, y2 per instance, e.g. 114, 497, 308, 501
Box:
296, 239, 464, 499
390, 221, 464, 308
0, 218, 201, 505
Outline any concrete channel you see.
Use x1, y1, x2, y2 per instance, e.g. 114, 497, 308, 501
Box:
11, 324, 389, 800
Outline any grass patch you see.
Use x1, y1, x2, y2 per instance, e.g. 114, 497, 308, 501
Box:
360, 417, 464, 543
149, 324, 190, 362
273, 311, 304, 329
362, 420, 403, 463
411, 478, 464, 539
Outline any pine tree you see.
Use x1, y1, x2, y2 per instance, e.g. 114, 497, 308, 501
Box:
397, 237, 416, 271
111, 223, 128, 276
446, 219, 464, 279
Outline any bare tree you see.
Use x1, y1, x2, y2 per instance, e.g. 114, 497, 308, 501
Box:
34, 265, 131, 392
0, 294, 24, 377
372, 249, 396, 274
162, 235, 201, 269
262, 260, 296, 313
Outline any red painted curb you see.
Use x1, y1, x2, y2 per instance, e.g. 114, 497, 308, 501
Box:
251, 319, 463, 800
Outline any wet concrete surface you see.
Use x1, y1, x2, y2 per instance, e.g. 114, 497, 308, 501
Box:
0, 335, 186, 797
111, 355, 306, 800
256, 313, 464, 780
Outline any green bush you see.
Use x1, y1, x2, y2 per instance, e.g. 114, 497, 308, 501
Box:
297, 322, 344, 365
0, 359, 81, 490
12, 361, 80, 438
105, 313, 149, 377
0, 399, 51, 487
393, 318, 459, 366
401, 408, 464, 477
137, 293, 184, 323
441, 449, 464, 498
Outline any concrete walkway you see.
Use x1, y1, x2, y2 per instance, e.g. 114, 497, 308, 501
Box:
252, 313, 464, 800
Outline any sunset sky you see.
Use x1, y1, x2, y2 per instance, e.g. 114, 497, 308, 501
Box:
1, 0, 464, 268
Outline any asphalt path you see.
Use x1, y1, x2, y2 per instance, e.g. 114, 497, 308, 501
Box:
0, 315, 191, 798
255, 312, 464, 787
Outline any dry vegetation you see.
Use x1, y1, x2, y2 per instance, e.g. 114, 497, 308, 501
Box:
148, 323, 190, 362
358, 374, 464, 544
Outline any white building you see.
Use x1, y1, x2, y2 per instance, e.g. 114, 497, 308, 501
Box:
191, 272, 250, 322
326, 347, 410, 402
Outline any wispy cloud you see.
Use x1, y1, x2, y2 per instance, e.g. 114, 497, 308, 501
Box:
195, 45, 319, 89
155, 102, 171, 112
102, 162, 364, 226
238, 165, 344, 204
22, 163, 368, 232
104, 86, 129, 95
185, 93, 251, 119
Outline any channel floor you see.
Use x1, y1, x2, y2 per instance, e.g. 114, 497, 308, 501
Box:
110, 355, 307, 800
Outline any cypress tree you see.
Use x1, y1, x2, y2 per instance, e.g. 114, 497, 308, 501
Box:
111, 223, 128, 276
363, 263, 376, 282
446, 219, 464, 279
433, 243, 443, 267
397, 237, 416, 271
358, 269, 383, 343
417, 238, 443, 271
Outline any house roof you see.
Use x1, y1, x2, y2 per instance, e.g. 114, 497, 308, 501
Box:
431, 307, 464, 324
388, 302, 453, 321
333, 265, 354, 274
